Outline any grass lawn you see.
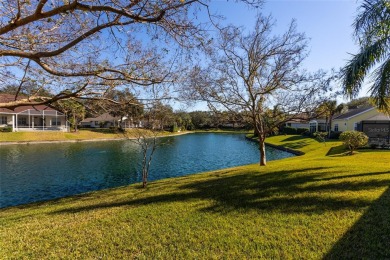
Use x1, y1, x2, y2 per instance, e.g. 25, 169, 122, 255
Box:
1, 135, 389, 259
0, 129, 181, 143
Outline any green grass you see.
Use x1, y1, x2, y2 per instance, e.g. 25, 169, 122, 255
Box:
1, 135, 389, 259
0, 129, 182, 142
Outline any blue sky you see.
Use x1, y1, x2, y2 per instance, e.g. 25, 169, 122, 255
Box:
181, 0, 364, 110
208, 0, 359, 73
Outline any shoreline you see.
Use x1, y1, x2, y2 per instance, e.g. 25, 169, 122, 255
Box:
0, 131, 192, 146
244, 135, 305, 156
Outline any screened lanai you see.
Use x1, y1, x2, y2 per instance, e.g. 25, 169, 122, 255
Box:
14, 108, 68, 132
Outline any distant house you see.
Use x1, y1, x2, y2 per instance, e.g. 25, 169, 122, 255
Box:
285, 118, 310, 129
308, 118, 328, 133
81, 113, 142, 128
284, 113, 327, 133
0, 94, 68, 132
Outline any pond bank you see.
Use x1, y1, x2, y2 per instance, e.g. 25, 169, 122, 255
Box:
0, 131, 191, 146
245, 135, 305, 156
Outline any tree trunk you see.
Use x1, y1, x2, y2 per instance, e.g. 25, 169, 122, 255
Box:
73, 113, 78, 132
254, 127, 260, 137
328, 117, 332, 138
259, 138, 267, 166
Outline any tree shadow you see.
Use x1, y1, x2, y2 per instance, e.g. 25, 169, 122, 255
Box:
278, 136, 311, 149
324, 186, 390, 259
82, 128, 125, 135
51, 167, 390, 216
326, 145, 347, 156
280, 136, 306, 142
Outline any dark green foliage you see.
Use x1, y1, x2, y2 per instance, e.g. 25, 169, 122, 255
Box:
281, 127, 297, 135
342, 0, 390, 111
339, 131, 369, 154
314, 131, 328, 143
0, 126, 12, 132
296, 128, 309, 135
328, 131, 342, 139
282, 127, 308, 135
171, 122, 179, 132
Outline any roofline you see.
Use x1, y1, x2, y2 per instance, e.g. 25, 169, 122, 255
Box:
0, 110, 64, 115
0, 112, 16, 115
333, 107, 376, 120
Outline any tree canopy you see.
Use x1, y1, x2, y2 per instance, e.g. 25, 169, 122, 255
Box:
0, 0, 262, 109
342, 0, 390, 111
187, 14, 330, 165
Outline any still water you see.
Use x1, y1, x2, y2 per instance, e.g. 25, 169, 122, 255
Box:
0, 133, 294, 208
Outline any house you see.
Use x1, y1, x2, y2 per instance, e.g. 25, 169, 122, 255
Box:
285, 118, 310, 129
331, 106, 390, 145
308, 118, 328, 133
283, 113, 327, 133
0, 94, 68, 132
81, 113, 142, 128
332, 106, 380, 132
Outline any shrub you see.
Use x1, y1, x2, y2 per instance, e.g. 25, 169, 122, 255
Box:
328, 131, 342, 139
282, 127, 297, 135
370, 143, 378, 149
0, 126, 12, 132
296, 128, 309, 135
314, 131, 327, 143
339, 131, 369, 155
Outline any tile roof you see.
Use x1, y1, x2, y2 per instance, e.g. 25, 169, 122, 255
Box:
0, 94, 57, 114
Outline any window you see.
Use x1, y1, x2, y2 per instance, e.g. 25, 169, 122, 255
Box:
52, 118, 61, 126
18, 117, 27, 126
0, 116, 7, 124
334, 124, 339, 132
354, 123, 358, 131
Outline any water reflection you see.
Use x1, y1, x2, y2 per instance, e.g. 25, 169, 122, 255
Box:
0, 133, 294, 208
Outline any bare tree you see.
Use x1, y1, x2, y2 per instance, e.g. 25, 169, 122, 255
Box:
186, 15, 329, 166
130, 129, 159, 188
0, 0, 262, 109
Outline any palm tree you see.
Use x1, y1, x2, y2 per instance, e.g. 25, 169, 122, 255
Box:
342, 0, 390, 111
317, 100, 345, 137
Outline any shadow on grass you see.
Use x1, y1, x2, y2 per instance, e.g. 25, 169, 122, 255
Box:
81, 128, 124, 134
281, 141, 311, 150
326, 145, 347, 156
280, 136, 306, 142
324, 186, 390, 259
51, 166, 390, 217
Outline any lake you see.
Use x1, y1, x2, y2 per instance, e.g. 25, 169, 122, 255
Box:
0, 133, 294, 208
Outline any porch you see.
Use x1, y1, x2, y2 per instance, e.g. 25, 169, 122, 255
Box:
13, 109, 69, 132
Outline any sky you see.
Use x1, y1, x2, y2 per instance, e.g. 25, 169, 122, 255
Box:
208, 0, 360, 73
180, 0, 365, 111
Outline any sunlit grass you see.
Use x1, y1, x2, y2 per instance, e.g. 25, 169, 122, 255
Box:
0, 135, 389, 259
0, 129, 182, 142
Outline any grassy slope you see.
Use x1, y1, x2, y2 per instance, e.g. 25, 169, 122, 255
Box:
0, 129, 179, 142
1, 136, 390, 259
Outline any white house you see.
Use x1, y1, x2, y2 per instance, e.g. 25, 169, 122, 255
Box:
81, 113, 142, 128
0, 94, 68, 132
